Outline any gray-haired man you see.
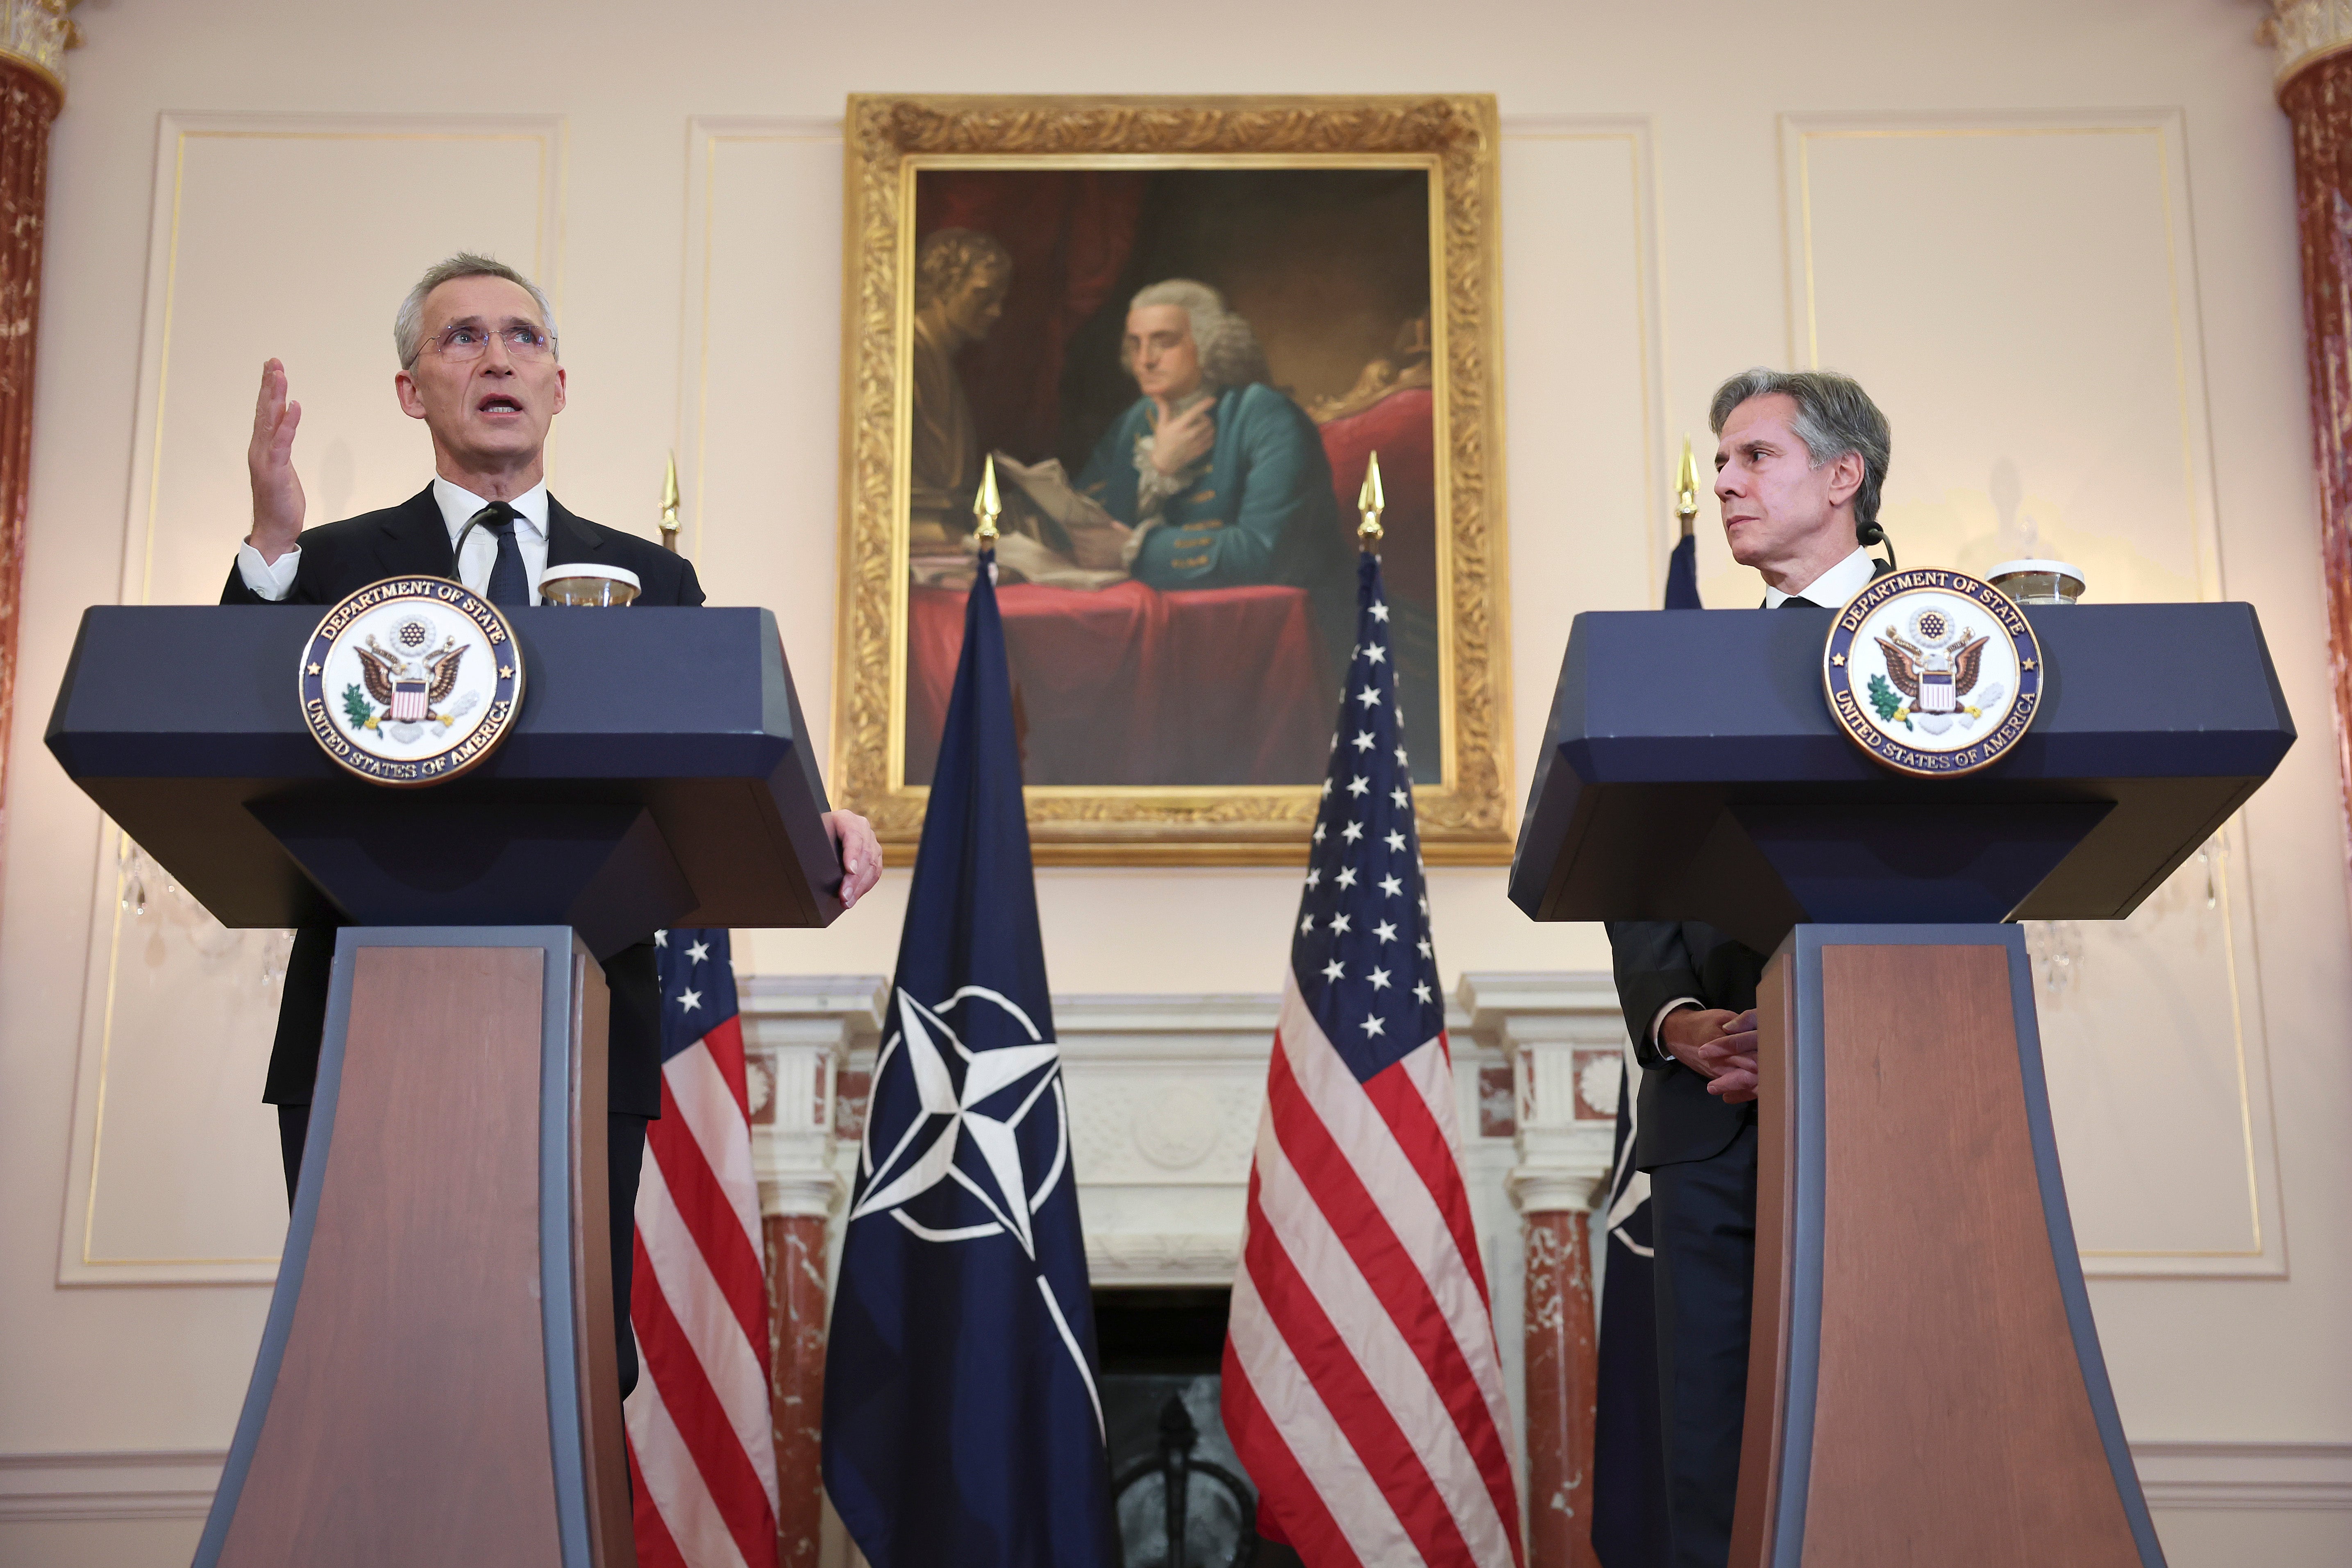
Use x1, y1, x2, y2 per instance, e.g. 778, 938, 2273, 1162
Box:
1604, 368, 1894, 1567
222, 252, 883, 1400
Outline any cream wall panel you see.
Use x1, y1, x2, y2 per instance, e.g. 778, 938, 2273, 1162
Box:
676, 120, 844, 736
1773, 111, 2218, 601
55, 114, 563, 1286
119, 115, 563, 608
1497, 121, 1662, 798
55, 846, 287, 1285
2035, 822, 2285, 1277
1772, 110, 2284, 1280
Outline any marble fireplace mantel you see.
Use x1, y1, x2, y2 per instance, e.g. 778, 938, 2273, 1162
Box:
733, 972, 1628, 1280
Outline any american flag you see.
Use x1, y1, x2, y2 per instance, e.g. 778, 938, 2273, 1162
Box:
626, 928, 781, 1568
1221, 552, 1525, 1567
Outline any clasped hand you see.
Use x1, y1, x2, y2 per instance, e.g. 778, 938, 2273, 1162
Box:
1658, 1005, 1761, 1104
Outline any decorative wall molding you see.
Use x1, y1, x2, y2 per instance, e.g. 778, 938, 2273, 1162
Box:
2132, 1441, 2352, 1511
11, 1441, 2343, 1524
1775, 111, 2288, 1278
59, 111, 569, 1289
0, 1448, 223, 1522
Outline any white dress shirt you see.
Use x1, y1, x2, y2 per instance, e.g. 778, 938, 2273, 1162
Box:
1649, 544, 1881, 1057
1762, 545, 1878, 608
236, 478, 552, 606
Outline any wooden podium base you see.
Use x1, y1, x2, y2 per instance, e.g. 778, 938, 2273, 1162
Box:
1730, 925, 2166, 1568
194, 928, 636, 1568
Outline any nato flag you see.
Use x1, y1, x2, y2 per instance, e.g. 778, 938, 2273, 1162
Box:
1589, 538, 1696, 1567
822, 550, 1117, 1568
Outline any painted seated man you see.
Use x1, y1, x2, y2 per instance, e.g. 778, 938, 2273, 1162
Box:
1074, 279, 1352, 666
908, 227, 1011, 549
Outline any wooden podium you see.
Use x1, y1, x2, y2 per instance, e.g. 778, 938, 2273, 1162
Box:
47, 606, 843, 1568
1510, 602, 2295, 1567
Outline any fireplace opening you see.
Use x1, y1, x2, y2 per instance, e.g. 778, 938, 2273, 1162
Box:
1093, 1288, 1305, 1568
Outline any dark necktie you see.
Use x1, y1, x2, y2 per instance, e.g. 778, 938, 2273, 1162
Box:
1779, 595, 1817, 608
470, 502, 529, 606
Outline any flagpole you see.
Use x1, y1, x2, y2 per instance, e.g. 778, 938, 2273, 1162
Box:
1357, 449, 1385, 549
658, 452, 681, 554
1675, 435, 1699, 540
974, 451, 1002, 545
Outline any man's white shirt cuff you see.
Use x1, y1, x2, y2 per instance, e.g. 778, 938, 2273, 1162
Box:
236, 541, 300, 600
1649, 996, 1701, 1056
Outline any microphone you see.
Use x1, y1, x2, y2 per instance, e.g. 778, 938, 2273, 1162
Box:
1858, 514, 1897, 571
450, 501, 514, 584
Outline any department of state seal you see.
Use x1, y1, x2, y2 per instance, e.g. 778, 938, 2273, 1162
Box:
299, 577, 523, 785
1823, 567, 2042, 778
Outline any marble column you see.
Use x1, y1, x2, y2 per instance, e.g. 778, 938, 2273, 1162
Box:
2271, 1, 2352, 854
744, 978, 886, 1568
1462, 974, 1620, 1568
1517, 1207, 1599, 1568
0, 4, 73, 843
762, 1203, 831, 1568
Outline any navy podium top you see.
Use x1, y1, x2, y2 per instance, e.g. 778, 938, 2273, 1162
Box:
1508, 603, 2295, 953
45, 606, 842, 955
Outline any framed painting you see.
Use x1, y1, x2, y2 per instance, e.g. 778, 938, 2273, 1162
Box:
833, 94, 1510, 864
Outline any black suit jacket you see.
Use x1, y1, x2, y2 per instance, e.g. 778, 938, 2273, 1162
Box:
1606, 920, 1763, 1169
220, 484, 705, 610
222, 486, 706, 1115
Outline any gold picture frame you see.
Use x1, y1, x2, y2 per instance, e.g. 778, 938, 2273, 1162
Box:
833, 93, 1510, 865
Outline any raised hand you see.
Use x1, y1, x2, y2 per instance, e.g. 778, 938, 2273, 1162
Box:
247, 359, 305, 562
1148, 399, 1216, 476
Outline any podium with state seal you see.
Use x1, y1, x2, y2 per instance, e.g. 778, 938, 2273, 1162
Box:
1511, 569, 2295, 1568
46, 584, 844, 1568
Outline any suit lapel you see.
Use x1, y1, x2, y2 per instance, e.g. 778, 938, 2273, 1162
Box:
375, 486, 457, 577
544, 496, 608, 569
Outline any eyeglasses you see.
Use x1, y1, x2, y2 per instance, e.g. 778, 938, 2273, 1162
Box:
424, 323, 556, 362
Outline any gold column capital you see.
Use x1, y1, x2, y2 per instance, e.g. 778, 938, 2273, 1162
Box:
0, 0, 79, 104
2266, 0, 2352, 95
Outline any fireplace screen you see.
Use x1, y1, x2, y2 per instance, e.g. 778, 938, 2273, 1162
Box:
1095, 1289, 1304, 1568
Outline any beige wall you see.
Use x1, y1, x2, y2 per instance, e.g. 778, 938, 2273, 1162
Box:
3, 0, 2347, 1560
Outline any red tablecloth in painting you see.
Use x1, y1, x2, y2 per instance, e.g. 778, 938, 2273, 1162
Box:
905, 581, 1332, 787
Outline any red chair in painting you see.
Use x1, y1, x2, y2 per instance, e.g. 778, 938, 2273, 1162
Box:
1319, 385, 1437, 615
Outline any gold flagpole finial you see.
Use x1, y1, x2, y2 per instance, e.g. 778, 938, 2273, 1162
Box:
974, 452, 1002, 546
659, 452, 682, 554
1356, 450, 1386, 549
1673, 435, 1700, 540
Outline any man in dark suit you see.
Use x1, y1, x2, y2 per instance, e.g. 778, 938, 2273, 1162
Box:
1606, 368, 1893, 1568
225, 253, 884, 1398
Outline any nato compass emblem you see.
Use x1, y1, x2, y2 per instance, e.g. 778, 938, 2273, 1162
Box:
848, 986, 1070, 1254
1823, 567, 2043, 778
299, 577, 523, 786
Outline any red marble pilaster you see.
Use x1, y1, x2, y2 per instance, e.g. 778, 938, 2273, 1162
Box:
0, 57, 59, 851
1523, 1209, 1601, 1568
2283, 43, 2352, 879
765, 1212, 829, 1568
